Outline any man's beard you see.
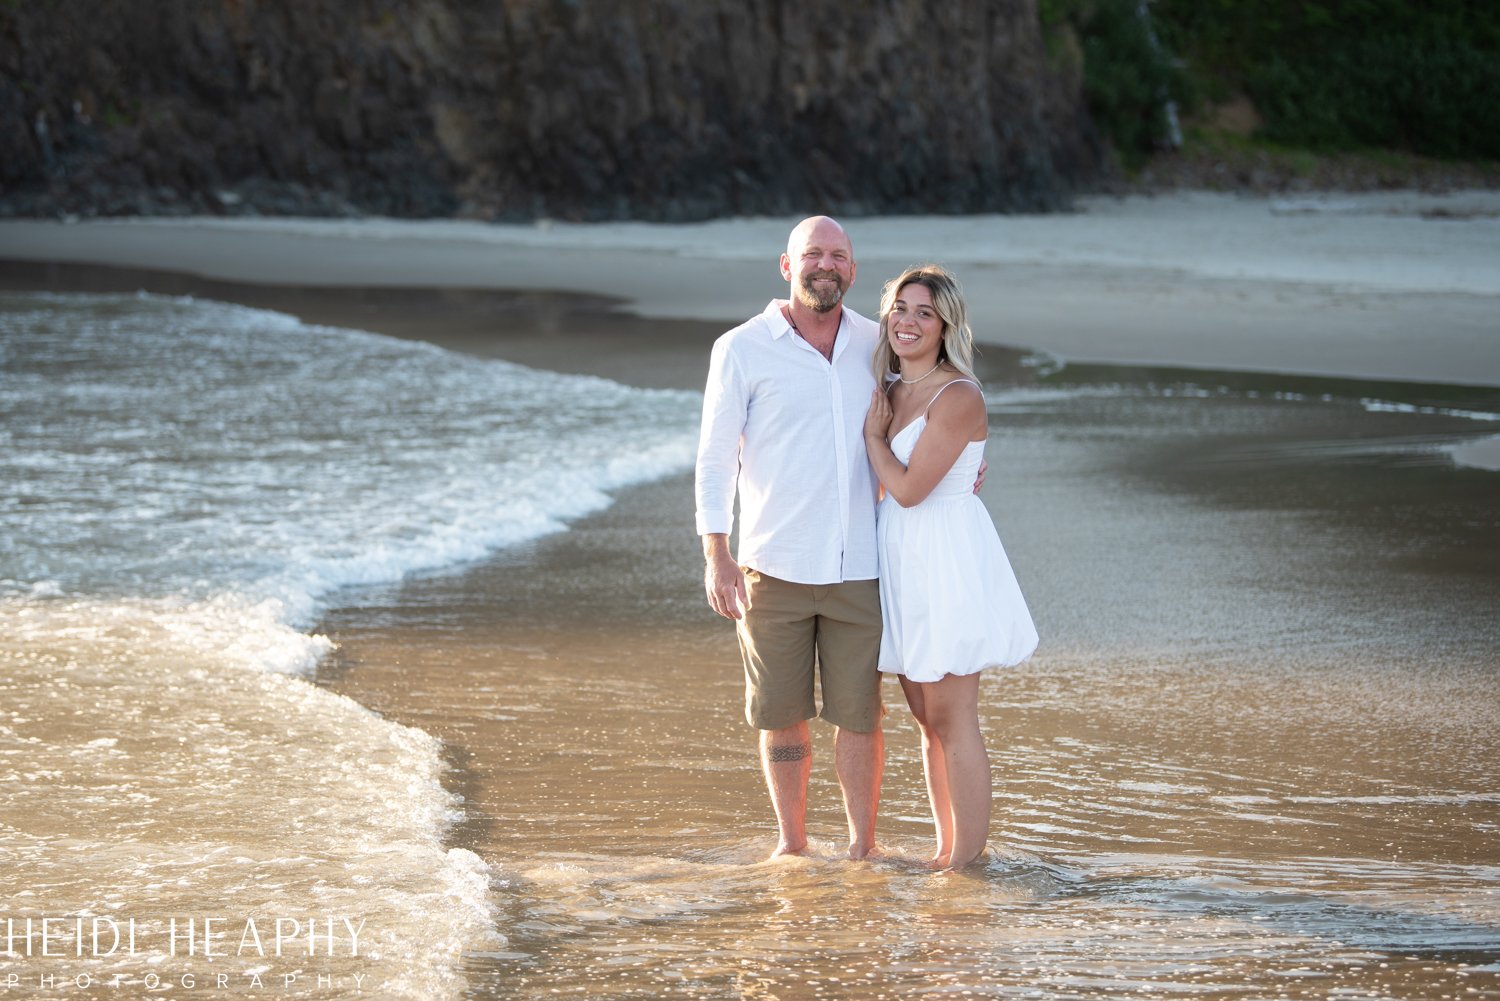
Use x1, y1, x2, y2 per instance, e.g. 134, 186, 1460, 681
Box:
795, 271, 846, 313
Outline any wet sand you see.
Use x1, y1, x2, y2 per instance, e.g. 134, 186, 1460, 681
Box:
297, 294, 1500, 998
4, 219, 1499, 998
4, 191, 1499, 386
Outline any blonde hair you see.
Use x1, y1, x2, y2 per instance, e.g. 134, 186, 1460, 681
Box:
872, 264, 978, 382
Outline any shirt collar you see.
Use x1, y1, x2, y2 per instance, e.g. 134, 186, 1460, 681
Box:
764, 299, 846, 347
764, 300, 794, 339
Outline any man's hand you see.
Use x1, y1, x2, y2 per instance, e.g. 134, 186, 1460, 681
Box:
973, 458, 988, 494
702, 534, 748, 620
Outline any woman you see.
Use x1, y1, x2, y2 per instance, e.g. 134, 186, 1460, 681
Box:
863, 264, 1038, 870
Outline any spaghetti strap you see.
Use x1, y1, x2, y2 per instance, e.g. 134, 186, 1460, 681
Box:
922, 378, 982, 416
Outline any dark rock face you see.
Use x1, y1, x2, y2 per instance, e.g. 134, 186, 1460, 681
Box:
0, 0, 1102, 220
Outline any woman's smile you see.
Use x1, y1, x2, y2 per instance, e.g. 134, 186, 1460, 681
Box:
888, 282, 942, 359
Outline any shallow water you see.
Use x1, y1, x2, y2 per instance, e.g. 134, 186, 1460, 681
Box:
321, 378, 1500, 999
4, 286, 1497, 998
0, 291, 697, 996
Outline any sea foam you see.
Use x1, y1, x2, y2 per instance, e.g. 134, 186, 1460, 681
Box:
0, 291, 700, 624
0, 290, 701, 997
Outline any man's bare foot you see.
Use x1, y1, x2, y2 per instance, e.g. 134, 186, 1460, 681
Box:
769, 841, 807, 859
847, 842, 881, 861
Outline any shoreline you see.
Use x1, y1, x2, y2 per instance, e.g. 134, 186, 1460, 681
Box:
6, 255, 1497, 472
3, 190, 1499, 386
0, 260, 720, 391
7, 242, 1498, 998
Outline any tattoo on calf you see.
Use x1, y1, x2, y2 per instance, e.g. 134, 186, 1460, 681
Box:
768, 743, 809, 763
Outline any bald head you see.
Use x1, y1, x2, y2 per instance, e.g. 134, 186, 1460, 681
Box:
781, 216, 856, 313
786, 215, 852, 260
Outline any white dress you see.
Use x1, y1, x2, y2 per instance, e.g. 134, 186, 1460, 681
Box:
877, 381, 1038, 682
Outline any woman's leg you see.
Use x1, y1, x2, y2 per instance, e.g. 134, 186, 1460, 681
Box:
921, 672, 990, 869
900, 676, 953, 867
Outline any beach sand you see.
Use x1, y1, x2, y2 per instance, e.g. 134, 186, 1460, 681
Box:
3, 195, 1499, 998
3, 190, 1499, 385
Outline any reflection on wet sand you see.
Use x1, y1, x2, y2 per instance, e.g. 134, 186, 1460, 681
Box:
321, 373, 1500, 1000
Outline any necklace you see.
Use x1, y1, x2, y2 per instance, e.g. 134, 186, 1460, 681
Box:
898, 360, 943, 385
784, 306, 836, 361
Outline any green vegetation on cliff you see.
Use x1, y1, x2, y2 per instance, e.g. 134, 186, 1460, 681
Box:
1044, 0, 1500, 166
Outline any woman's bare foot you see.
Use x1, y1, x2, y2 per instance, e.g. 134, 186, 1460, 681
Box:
936, 846, 988, 872
769, 840, 807, 860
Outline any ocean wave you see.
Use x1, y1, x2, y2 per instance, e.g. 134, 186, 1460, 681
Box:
1360, 397, 1500, 422
0, 290, 701, 996
0, 290, 701, 625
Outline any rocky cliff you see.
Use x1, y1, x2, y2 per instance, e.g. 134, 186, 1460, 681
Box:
0, 0, 1102, 220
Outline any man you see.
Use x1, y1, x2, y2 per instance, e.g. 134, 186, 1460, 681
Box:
695, 215, 884, 859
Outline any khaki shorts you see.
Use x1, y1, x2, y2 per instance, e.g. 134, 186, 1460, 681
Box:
735, 568, 883, 733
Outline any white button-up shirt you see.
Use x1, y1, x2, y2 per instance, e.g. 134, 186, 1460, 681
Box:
695, 300, 881, 584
